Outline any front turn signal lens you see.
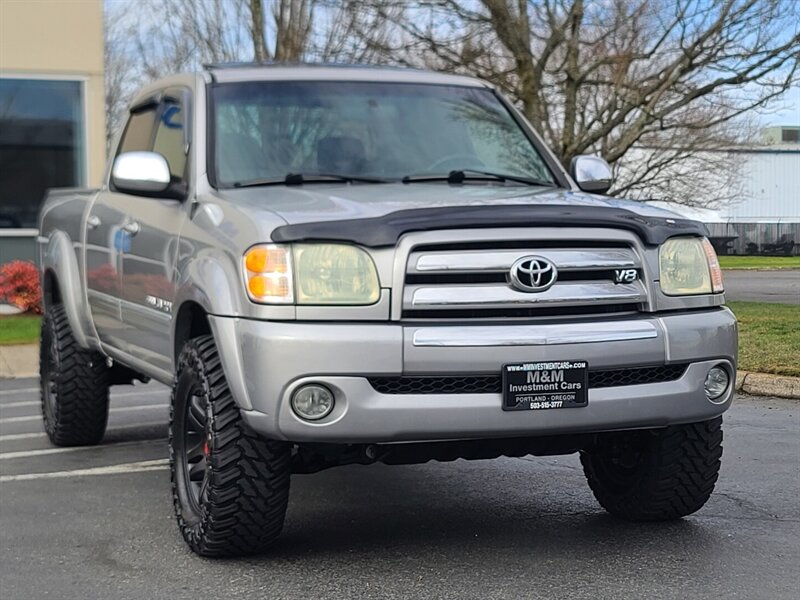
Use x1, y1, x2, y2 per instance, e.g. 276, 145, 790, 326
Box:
701, 237, 724, 293
245, 246, 288, 274
243, 244, 293, 304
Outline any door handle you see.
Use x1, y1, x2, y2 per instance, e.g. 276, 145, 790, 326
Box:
122, 220, 141, 236
86, 215, 101, 229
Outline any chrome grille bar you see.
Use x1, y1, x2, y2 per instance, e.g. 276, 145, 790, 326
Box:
399, 233, 649, 319
411, 248, 638, 273
411, 321, 658, 346
407, 282, 645, 309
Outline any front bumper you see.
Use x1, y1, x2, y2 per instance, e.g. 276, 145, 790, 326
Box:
210, 308, 737, 444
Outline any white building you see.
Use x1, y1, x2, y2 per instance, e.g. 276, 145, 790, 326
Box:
649, 126, 800, 255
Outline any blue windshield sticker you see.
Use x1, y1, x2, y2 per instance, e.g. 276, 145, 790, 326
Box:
161, 105, 182, 129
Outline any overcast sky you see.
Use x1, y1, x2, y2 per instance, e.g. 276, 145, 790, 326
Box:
762, 85, 800, 127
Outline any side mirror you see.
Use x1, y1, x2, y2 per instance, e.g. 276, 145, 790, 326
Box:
111, 151, 171, 195
570, 155, 613, 194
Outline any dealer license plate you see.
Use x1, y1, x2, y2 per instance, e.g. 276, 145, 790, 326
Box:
502, 361, 588, 411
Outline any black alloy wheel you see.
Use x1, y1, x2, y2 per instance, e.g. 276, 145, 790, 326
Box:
172, 373, 212, 521
169, 335, 292, 557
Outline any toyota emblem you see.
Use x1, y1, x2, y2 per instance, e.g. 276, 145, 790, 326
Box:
509, 256, 558, 292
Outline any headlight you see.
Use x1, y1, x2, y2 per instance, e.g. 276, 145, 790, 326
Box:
294, 244, 380, 305
244, 243, 380, 305
659, 236, 724, 296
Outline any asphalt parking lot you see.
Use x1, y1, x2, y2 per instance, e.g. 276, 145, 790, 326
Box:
722, 269, 800, 304
1, 378, 798, 599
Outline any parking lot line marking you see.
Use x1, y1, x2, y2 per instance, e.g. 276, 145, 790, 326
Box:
0, 439, 162, 460
0, 415, 49, 424
0, 459, 169, 482
0, 421, 166, 442
1, 390, 167, 409
0, 400, 39, 408
0, 388, 167, 404
0, 404, 168, 424
118, 388, 169, 398
0, 431, 44, 441
0, 388, 37, 397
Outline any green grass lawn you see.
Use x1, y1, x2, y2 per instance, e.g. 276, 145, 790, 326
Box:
719, 256, 800, 269
727, 301, 800, 377
0, 315, 41, 346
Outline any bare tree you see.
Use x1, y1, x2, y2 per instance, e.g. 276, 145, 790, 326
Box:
347, 0, 799, 204
311, 0, 404, 63
104, 3, 144, 149
250, 0, 269, 61
273, 0, 314, 61
104, 0, 798, 206
105, 0, 320, 135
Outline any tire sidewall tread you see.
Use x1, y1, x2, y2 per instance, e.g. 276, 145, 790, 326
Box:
40, 304, 110, 446
169, 334, 291, 558
581, 417, 724, 521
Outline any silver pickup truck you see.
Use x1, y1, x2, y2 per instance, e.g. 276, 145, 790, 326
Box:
38, 64, 737, 557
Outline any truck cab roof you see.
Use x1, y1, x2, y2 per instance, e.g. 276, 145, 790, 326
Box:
203, 63, 489, 88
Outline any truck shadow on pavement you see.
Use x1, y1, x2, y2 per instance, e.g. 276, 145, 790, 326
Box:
265, 459, 720, 563
101, 424, 169, 445
92, 429, 724, 563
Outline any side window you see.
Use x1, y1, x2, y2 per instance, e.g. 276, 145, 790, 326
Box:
153, 99, 187, 181
117, 107, 158, 155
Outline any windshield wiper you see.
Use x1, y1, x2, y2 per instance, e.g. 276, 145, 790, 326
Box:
402, 169, 555, 187
232, 172, 390, 188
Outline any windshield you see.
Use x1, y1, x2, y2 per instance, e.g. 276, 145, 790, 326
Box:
210, 81, 557, 187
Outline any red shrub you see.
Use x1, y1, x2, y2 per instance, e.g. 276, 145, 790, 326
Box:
0, 260, 42, 314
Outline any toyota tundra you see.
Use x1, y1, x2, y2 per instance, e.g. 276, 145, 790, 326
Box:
37, 64, 737, 557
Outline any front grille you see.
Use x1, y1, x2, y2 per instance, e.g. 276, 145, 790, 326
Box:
402, 303, 641, 321
589, 364, 688, 388
368, 364, 688, 395
370, 375, 503, 395
401, 240, 647, 320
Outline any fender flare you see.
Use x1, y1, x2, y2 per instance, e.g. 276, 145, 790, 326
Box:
172, 255, 253, 410
41, 231, 93, 349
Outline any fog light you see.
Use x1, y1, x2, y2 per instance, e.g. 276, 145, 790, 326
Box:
704, 366, 730, 402
291, 384, 334, 421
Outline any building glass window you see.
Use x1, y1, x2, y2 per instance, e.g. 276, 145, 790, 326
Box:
781, 128, 799, 143
0, 78, 85, 228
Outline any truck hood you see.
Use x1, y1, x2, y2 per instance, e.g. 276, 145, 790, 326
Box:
222, 183, 684, 225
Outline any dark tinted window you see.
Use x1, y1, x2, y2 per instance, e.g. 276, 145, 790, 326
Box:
0, 78, 84, 228
211, 81, 555, 186
782, 129, 799, 143
118, 108, 157, 155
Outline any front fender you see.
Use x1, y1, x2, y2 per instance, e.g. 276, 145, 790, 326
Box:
172, 251, 253, 410
40, 230, 94, 350
173, 251, 241, 317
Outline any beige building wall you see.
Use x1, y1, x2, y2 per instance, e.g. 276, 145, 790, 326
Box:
0, 0, 106, 186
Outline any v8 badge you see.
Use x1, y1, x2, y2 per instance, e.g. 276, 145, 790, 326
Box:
614, 269, 638, 283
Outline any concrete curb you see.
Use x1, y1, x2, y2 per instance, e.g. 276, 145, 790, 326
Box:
2, 342, 799, 399
0, 344, 39, 379
736, 370, 800, 400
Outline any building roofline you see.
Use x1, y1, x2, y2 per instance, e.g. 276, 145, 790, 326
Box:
636, 144, 800, 155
